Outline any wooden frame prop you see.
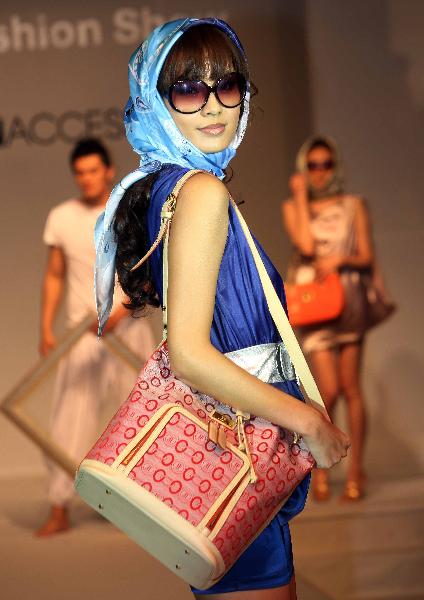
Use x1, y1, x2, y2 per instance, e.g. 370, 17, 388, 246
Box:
0, 315, 142, 476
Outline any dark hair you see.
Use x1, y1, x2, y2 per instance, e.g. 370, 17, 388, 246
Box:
114, 172, 161, 312
70, 137, 112, 168
115, 24, 248, 313
308, 137, 333, 155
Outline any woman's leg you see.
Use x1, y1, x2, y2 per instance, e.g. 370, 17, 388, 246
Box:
338, 342, 367, 497
308, 348, 340, 499
193, 574, 296, 600
289, 573, 297, 600
309, 348, 340, 415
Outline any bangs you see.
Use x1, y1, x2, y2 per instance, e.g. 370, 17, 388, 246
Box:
308, 138, 336, 160
309, 138, 333, 153
157, 24, 248, 93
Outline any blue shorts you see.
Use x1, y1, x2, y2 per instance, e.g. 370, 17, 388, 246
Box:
192, 517, 294, 595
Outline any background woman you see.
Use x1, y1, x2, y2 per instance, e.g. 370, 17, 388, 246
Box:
282, 136, 373, 502
96, 22, 350, 599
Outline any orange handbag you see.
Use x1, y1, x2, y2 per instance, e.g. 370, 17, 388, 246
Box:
285, 272, 345, 328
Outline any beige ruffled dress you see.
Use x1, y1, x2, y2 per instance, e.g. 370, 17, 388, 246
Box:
287, 195, 368, 353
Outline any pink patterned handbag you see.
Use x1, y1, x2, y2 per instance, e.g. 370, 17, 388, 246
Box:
75, 171, 328, 590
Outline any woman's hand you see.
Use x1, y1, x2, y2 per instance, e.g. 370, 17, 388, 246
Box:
314, 254, 344, 279
302, 409, 350, 469
283, 174, 314, 256
289, 172, 308, 199
39, 330, 57, 356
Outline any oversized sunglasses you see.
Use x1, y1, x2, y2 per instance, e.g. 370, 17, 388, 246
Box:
307, 160, 335, 171
167, 72, 247, 114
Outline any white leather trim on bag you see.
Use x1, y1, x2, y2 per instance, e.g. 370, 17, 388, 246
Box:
119, 403, 180, 475
111, 402, 178, 471
76, 459, 226, 588
208, 472, 251, 541
197, 463, 250, 534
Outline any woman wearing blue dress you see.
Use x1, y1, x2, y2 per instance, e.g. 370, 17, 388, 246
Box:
95, 18, 350, 600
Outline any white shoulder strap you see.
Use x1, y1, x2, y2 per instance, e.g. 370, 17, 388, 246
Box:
230, 199, 327, 415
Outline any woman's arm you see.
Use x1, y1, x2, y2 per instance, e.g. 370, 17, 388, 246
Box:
342, 197, 374, 269
281, 173, 315, 257
167, 173, 349, 469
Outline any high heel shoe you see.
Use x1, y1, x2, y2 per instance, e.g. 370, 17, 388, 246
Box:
312, 470, 331, 502
340, 473, 366, 502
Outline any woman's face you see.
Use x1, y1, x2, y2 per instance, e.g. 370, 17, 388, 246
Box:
163, 75, 241, 154
306, 146, 335, 192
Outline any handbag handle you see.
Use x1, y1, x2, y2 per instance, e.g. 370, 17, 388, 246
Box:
133, 169, 327, 417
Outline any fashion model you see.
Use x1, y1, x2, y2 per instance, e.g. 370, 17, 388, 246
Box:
95, 21, 350, 600
282, 136, 375, 502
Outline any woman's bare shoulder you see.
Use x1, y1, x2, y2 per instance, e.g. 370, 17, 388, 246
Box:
345, 193, 366, 206
345, 194, 370, 216
170, 173, 230, 243
177, 172, 229, 213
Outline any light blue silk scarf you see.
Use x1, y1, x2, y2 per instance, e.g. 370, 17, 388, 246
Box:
95, 17, 250, 335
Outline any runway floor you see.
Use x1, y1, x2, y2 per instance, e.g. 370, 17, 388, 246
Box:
1, 473, 423, 600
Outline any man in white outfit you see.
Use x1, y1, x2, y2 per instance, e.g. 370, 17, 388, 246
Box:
36, 139, 158, 536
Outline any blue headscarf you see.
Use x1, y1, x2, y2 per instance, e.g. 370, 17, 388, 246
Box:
95, 17, 250, 335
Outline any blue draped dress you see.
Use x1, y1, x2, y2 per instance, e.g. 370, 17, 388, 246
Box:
146, 165, 310, 593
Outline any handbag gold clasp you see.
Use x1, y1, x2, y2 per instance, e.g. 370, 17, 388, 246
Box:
208, 411, 236, 451
291, 432, 302, 446
210, 410, 236, 430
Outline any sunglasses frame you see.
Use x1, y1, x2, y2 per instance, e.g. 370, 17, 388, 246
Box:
167, 72, 247, 114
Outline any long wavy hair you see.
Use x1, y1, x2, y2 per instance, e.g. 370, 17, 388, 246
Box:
114, 24, 250, 313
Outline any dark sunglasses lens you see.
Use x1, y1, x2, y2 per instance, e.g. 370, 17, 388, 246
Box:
216, 73, 246, 108
307, 160, 334, 171
170, 80, 208, 113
